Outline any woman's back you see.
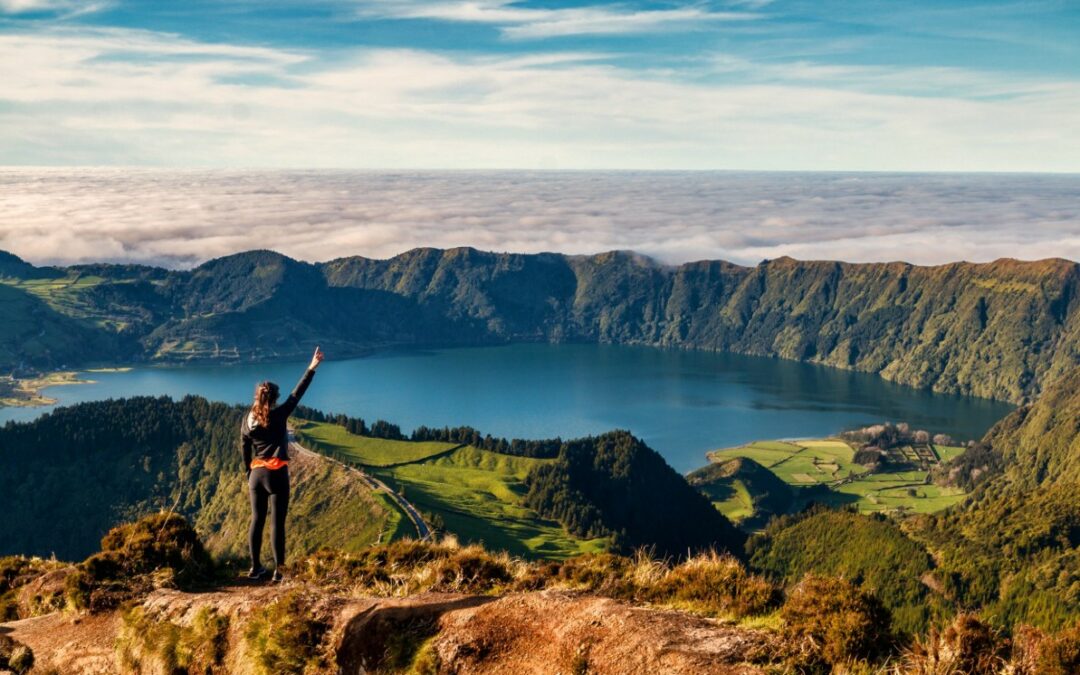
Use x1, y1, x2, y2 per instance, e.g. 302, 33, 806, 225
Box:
241, 366, 315, 463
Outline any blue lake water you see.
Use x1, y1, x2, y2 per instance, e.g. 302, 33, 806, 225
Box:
0, 344, 1013, 473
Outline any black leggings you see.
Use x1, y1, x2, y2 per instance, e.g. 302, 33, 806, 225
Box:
249, 466, 290, 569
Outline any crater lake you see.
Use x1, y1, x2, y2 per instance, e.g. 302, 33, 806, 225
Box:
0, 343, 1013, 472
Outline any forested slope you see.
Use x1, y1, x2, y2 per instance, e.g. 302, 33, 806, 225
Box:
749, 365, 1080, 632
2, 247, 1079, 402
907, 365, 1080, 629
523, 430, 745, 557
0, 396, 397, 560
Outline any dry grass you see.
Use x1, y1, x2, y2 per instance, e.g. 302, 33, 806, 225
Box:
116, 604, 229, 674
295, 539, 779, 620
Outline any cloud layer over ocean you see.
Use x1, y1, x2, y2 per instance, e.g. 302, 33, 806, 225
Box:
1, 169, 1077, 268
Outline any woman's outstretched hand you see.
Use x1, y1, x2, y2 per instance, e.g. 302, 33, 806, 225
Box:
309, 346, 325, 371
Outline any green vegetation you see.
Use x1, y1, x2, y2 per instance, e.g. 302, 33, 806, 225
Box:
295, 420, 605, 558
65, 513, 214, 612
779, 574, 894, 672
0, 397, 400, 561
524, 431, 745, 558
0, 371, 88, 407
711, 438, 867, 486
298, 418, 744, 560
298, 540, 777, 620
710, 437, 967, 516
0, 556, 65, 621
0, 634, 33, 675
908, 365, 1080, 631
245, 590, 331, 675
294, 419, 458, 466
748, 509, 944, 634
374, 446, 606, 559
686, 457, 793, 528
2, 248, 1079, 403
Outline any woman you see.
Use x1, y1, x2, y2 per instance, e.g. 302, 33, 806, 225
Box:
241, 346, 324, 582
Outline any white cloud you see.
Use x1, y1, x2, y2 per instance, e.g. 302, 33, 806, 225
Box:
0, 26, 1078, 171
0, 0, 108, 16
0, 169, 1077, 269
358, 1, 760, 39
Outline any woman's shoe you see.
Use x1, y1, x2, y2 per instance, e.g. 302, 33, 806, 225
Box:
247, 566, 270, 581
271, 569, 284, 584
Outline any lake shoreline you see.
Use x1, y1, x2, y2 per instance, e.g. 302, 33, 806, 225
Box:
0, 368, 133, 410
0, 344, 1014, 473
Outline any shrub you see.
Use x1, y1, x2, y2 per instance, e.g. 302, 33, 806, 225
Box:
0, 556, 65, 621
646, 551, 779, 618
897, 613, 1006, 675
66, 513, 213, 611
298, 542, 778, 624
781, 575, 893, 671
1035, 622, 1080, 675
531, 553, 637, 598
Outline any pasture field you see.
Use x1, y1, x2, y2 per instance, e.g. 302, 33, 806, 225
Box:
710, 438, 867, 486
709, 479, 754, 521
706, 438, 968, 517
295, 421, 606, 558
935, 445, 968, 462
295, 420, 459, 466
2, 274, 110, 321
831, 471, 968, 514
373, 446, 608, 559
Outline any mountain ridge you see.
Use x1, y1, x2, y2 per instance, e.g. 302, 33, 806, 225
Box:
3, 247, 1079, 402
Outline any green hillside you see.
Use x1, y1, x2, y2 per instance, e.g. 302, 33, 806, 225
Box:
295, 418, 743, 559
523, 430, 746, 557
686, 456, 793, 528
294, 419, 606, 559
747, 509, 945, 634
710, 438, 968, 516
908, 365, 1080, 630
748, 366, 1080, 634
2, 248, 1079, 402
0, 397, 400, 561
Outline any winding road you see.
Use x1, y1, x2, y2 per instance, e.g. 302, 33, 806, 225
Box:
287, 430, 432, 541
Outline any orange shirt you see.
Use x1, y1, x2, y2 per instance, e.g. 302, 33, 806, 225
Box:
250, 457, 289, 470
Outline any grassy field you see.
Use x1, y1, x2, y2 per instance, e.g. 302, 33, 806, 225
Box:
829, 473, 968, 514
0, 273, 149, 332
710, 479, 754, 522
710, 439, 868, 486
708, 438, 967, 516
935, 445, 968, 462
294, 420, 458, 466
295, 421, 607, 559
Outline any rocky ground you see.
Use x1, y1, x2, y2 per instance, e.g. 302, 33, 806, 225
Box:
1, 581, 774, 674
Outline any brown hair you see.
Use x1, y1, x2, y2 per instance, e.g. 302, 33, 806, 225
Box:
251, 381, 279, 427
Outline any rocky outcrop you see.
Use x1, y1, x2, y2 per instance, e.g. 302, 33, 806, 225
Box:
430, 591, 773, 674
2, 584, 773, 674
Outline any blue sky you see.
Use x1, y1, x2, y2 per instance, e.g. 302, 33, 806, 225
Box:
1, 0, 1078, 170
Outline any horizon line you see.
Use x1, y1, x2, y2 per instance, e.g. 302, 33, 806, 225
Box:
5, 245, 1078, 272
3, 165, 1080, 177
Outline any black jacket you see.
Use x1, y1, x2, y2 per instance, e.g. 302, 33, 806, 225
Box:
241, 367, 315, 471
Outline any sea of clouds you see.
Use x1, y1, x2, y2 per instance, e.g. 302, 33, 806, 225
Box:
0, 169, 1077, 268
